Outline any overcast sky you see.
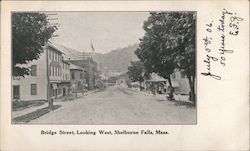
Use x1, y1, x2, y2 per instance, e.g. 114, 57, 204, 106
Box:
50, 12, 150, 54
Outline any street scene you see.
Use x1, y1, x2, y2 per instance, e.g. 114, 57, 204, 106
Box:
12, 12, 196, 124
29, 86, 195, 124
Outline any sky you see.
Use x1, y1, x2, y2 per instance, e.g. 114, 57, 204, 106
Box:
50, 12, 150, 54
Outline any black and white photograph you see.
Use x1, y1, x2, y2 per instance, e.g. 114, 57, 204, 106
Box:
1, 0, 249, 151
11, 11, 196, 124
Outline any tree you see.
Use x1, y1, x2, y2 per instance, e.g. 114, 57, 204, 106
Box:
170, 13, 196, 104
136, 12, 196, 103
127, 61, 146, 91
135, 12, 177, 100
12, 13, 57, 77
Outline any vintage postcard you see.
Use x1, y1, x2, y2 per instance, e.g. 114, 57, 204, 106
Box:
0, 0, 249, 151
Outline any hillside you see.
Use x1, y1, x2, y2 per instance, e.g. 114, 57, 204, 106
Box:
54, 43, 139, 73
93, 44, 139, 72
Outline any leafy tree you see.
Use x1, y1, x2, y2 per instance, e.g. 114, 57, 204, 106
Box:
136, 12, 196, 103
12, 13, 57, 77
171, 13, 196, 104
135, 12, 177, 100
127, 61, 146, 91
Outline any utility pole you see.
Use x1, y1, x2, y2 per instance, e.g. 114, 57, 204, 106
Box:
45, 13, 58, 109
46, 47, 53, 109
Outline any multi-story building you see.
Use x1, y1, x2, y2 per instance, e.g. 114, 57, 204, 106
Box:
68, 63, 87, 93
48, 44, 71, 99
13, 49, 48, 101
56, 60, 71, 98
12, 42, 71, 101
67, 58, 99, 90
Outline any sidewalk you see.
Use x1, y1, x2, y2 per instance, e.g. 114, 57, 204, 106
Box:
12, 89, 101, 121
12, 102, 48, 119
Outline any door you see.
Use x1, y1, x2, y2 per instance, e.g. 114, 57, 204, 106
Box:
63, 88, 66, 96
13, 85, 20, 100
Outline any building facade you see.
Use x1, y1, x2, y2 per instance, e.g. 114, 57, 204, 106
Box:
12, 42, 71, 101
68, 63, 87, 93
13, 50, 48, 101
67, 58, 99, 90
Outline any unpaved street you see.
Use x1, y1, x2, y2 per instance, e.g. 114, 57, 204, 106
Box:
30, 86, 196, 124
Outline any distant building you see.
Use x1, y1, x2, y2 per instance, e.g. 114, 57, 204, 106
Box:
67, 58, 99, 90
145, 70, 191, 95
12, 42, 71, 101
68, 63, 87, 93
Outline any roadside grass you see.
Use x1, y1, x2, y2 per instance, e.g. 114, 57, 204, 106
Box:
12, 105, 61, 124
12, 100, 46, 111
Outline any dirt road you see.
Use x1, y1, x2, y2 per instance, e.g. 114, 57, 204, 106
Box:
30, 86, 196, 124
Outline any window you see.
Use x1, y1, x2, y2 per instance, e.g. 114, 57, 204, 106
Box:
71, 72, 75, 80
51, 65, 53, 76
50, 64, 52, 76
49, 50, 51, 59
80, 73, 83, 79
31, 65, 37, 76
31, 84, 37, 95
52, 51, 54, 61
13, 85, 20, 99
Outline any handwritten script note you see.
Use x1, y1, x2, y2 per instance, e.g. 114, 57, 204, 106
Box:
201, 9, 244, 80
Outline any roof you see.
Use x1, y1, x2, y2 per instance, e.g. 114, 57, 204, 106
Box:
62, 60, 70, 65
68, 62, 84, 71
150, 73, 166, 81
67, 59, 97, 68
47, 41, 65, 54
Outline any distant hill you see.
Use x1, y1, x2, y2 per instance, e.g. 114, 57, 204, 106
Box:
93, 44, 139, 72
54, 43, 139, 73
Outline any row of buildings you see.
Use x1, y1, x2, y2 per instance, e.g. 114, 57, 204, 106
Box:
12, 42, 100, 101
